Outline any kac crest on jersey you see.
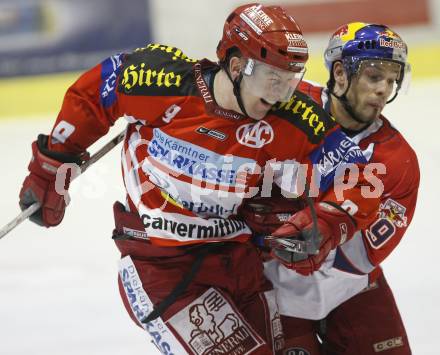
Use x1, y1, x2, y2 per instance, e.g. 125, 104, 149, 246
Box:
236, 120, 274, 148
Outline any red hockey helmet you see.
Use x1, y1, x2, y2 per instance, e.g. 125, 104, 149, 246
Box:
217, 3, 308, 72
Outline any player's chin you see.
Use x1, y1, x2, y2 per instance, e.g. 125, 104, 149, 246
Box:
367, 112, 382, 123
358, 108, 381, 123
249, 99, 275, 120
249, 109, 270, 121
367, 104, 384, 119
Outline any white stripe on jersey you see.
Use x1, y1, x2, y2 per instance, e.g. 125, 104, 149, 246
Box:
122, 129, 151, 208
137, 206, 250, 241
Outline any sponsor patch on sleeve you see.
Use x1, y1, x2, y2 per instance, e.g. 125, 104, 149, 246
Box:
100, 53, 123, 108
309, 129, 367, 192
365, 198, 408, 249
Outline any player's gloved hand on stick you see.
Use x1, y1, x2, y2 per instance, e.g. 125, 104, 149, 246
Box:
239, 196, 306, 236
270, 202, 356, 276
19, 134, 85, 227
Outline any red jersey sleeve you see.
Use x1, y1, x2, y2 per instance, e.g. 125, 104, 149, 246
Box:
48, 47, 194, 155
48, 54, 126, 154
319, 163, 381, 230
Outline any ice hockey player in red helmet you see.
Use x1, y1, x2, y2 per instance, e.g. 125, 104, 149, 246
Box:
215, 3, 308, 119
18, 4, 380, 354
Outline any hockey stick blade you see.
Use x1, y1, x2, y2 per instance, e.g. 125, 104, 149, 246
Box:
0, 129, 126, 240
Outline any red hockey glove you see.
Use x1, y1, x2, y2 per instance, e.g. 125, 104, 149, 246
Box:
19, 135, 85, 227
238, 196, 306, 236
270, 202, 356, 275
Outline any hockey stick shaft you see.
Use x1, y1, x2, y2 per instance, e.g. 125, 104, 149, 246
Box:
0, 130, 126, 240
265, 236, 311, 254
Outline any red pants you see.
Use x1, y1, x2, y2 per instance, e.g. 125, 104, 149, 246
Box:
281, 272, 411, 355
113, 202, 283, 354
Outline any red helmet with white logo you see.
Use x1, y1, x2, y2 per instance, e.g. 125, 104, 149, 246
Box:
217, 3, 308, 72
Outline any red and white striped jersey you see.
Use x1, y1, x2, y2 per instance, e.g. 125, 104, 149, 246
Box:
47, 44, 379, 247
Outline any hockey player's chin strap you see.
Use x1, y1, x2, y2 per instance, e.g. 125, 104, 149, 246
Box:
223, 66, 250, 118
232, 74, 250, 118
330, 80, 366, 126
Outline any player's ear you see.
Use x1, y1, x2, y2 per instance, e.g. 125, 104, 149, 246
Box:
333, 61, 348, 95
229, 56, 244, 80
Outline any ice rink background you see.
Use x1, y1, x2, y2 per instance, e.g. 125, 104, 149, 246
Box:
1, 0, 440, 354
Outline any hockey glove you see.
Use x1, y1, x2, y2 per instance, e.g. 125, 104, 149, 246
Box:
239, 196, 306, 236
19, 134, 85, 227
270, 202, 356, 275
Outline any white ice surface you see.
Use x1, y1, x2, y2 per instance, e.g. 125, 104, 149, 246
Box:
0, 80, 439, 354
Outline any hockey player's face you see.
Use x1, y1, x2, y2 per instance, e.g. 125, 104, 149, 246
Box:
242, 60, 304, 103
240, 59, 304, 120
347, 61, 401, 122
240, 89, 276, 120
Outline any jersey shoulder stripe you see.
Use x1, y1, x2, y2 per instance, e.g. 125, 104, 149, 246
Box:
117, 43, 199, 97
271, 90, 337, 144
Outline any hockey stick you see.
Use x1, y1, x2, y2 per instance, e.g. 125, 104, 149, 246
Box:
262, 187, 321, 256
0, 130, 126, 240
265, 235, 317, 255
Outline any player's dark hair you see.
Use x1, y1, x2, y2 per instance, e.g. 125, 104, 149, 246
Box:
218, 46, 242, 72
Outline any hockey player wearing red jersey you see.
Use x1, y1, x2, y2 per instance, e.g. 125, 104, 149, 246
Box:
242, 23, 419, 354
18, 4, 380, 354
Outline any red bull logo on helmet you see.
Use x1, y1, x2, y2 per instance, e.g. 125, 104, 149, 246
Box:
378, 29, 400, 39
331, 24, 349, 39
339, 22, 367, 42
379, 37, 406, 50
